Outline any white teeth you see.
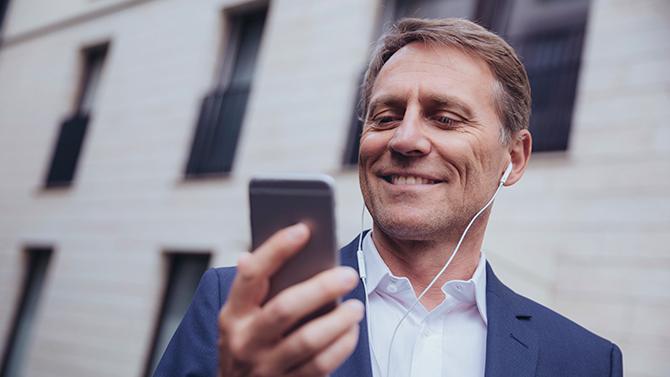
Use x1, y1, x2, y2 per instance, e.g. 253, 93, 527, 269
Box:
390, 175, 436, 185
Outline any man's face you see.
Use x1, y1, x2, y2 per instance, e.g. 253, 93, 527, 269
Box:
359, 42, 510, 241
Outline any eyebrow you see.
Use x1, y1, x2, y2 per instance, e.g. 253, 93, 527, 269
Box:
421, 94, 475, 120
367, 93, 476, 120
366, 95, 406, 119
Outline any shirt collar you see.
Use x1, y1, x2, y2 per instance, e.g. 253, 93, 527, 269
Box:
361, 231, 488, 324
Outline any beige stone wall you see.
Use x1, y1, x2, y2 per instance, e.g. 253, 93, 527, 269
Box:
0, 0, 667, 376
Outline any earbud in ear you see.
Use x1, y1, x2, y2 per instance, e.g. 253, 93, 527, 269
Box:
500, 162, 513, 184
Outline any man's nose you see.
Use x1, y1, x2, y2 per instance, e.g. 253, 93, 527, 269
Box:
388, 111, 431, 157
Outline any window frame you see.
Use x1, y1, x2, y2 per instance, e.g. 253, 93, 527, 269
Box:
44, 42, 110, 188
0, 246, 54, 377
142, 251, 212, 377
184, 4, 268, 178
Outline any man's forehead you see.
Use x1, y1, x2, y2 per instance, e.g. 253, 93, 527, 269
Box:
380, 41, 493, 78
369, 42, 497, 110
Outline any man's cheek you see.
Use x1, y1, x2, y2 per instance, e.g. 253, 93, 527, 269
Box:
361, 129, 391, 149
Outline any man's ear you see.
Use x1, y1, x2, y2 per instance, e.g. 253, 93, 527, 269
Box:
504, 129, 532, 186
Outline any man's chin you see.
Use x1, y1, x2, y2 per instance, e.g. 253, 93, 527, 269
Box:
373, 214, 444, 242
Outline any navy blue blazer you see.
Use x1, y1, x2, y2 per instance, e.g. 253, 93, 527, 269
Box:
154, 235, 623, 377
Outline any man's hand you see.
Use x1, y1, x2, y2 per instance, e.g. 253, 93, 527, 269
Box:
218, 223, 364, 377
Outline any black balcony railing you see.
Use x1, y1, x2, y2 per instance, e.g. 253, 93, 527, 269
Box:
511, 27, 586, 152
45, 112, 90, 187
185, 85, 251, 176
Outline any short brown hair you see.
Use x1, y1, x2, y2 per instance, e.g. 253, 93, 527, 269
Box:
361, 18, 531, 142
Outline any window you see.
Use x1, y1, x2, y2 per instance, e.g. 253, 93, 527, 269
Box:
0, 0, 10, 43
185, 6, 267, 177
45, 43, 109, 187
342, 71, 366, 166
144, 252, 211, 377
480, 0, 591, 151
394, 0, 477, 19
1, 247, 53, 377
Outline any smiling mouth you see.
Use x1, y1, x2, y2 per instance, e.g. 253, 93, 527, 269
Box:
382, 175, 442, 185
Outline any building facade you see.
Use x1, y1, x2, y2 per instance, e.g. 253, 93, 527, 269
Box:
0, 0, 668, 376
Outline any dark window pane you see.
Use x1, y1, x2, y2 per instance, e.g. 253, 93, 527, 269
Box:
1, 247, 53, 377
44, 43, 108, 187
343, 71, 365, 167
395, 0, 476, 19
186, 85, 251, 175
45, 113, 90, 187
0, 0, 10, 41
511, 26, 586, 151
186, 8, 267, 177
77, 45, 108, 114
481, 0, 591, 151
145, 253, 211, 377
229, 10, 266, 88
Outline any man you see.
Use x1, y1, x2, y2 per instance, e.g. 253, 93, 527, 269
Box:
155, 18, 623, 377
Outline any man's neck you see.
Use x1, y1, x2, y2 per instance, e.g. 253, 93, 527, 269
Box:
370, 223, 486, 310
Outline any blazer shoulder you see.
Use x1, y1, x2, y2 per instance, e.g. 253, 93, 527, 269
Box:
487, 263, 621, 375
516, 291, 613, 347
209, 266, 237, 304
503, 286, 622, 375
488, 263, 615, 350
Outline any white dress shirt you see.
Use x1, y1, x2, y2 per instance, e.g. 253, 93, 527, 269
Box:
361, 232, 488, 377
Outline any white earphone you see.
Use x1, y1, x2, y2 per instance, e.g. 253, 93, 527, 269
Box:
501, 162, 513, 185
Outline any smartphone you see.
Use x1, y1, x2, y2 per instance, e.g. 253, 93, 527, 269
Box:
249, 174, 339, 323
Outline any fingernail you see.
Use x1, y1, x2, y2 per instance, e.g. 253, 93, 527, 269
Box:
289, 223, 308, 239
346, 300, 365, 318
339, 267, 358, 285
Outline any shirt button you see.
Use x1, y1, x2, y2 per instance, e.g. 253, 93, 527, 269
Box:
456, 284, 463, 290
387, 283, 398, 293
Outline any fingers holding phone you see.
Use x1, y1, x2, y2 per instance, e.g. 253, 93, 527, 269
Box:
252, 263, 360, 343
258, 298, 364, 376
225, 223, 311, 315
218, 175, 364, 376
218, 224, 363, 377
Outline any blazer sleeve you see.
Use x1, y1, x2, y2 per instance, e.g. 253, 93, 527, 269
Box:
153, 268, 227, 377
610, 343, 623, 377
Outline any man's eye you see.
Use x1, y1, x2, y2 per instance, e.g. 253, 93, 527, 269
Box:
370, 116, 400, 128
377, 116, 396, 124
434, 115, 460, 127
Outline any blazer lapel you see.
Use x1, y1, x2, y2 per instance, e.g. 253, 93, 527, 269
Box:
332, 235, 373, 377
484, 263, 538, 377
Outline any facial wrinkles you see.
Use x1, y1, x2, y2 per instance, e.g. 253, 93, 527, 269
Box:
371, 80, 497, 202
464, 136, 505, 213
360, 43, 508, 241
380, 72, 488, 128
370, 42, 500, 120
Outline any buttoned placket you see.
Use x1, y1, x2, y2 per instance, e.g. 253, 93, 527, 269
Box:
379, 276, 468, 377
